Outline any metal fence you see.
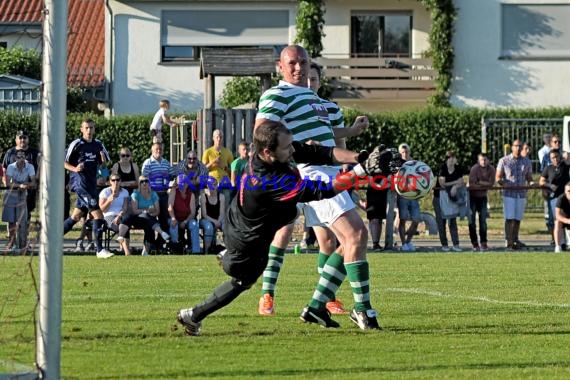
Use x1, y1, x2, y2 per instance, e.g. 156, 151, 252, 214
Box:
481, 117, 564, 172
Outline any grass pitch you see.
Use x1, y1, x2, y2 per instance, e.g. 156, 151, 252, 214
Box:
1, 252, 570, 379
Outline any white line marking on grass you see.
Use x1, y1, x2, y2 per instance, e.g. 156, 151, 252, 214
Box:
386, 287, 570, 308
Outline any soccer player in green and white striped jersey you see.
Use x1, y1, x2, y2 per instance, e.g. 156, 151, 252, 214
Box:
255, 45, 380, 330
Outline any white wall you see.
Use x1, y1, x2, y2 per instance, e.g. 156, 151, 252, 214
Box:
451, 0, 570, 108
107, 1, 296, 115
0, 33, 42, 51
322, 0, 431, 58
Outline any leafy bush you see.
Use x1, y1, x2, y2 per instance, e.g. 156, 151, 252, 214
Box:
0, 46, 41, 79
219, 76, 280, 109
294, 0, 326, 58
0, 112, 193, 167
344, 107, 570, 170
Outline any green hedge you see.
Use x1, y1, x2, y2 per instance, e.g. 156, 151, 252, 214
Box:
344, 107, 570, 170
2, 107, 570, 171
0, 112, 196, 168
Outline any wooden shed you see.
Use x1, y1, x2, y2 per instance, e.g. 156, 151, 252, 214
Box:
197, 47, 277, 156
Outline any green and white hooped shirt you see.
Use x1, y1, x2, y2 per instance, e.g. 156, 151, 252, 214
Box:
257, 81, 342, 182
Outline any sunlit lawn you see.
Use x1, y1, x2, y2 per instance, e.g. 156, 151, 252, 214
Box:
2, 251, 570, 379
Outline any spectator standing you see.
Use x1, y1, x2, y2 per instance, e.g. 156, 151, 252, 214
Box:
150, 99, 175, 143
63, 119, 113, 259
111, 147, 140, 194
98, 173, 131, 255
437, 151, 467, 252
230, 141, 249, 189
538, 133, 552, 169
141, 142, 177, 245
366, 176, 388, 251
397, 143, 420, 252
3, 152, 35, 253
496, 139, 534, 250
2, 129, 41, 221
539, 149, 570, 245
168, 176, 200, 254
202, 130, 233, 211
540, 135, 561, 171
468, 153, 496, 251
554, 182, 570, 252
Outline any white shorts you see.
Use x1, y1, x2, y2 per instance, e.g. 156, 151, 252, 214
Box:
503, 196, 526, 221
302, 191, 355, 228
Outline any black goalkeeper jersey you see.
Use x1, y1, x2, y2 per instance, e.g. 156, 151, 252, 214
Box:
223, 142, 337, 253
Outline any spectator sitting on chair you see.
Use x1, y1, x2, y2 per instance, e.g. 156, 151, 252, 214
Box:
120, 175, 170, 256
554, 182, 570, 253
176, 149, 208, 207
3, 152, 36, 254
168, 176, 200, 254
141, 142, 176, 248
199, 179, 225, 254
111, 147, 140, 194
99, 173, 131, 255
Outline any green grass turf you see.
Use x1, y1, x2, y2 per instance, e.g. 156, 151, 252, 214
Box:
1, 253, 570, 379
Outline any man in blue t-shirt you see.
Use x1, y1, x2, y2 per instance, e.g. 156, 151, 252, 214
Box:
63, 119, 113, 258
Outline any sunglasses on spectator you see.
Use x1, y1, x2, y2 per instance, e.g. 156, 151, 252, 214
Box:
110, 178, 120, 182
120, 154, 131, 158
139, 180, 149, 184
187, 157, 197, 160
16, 155, 26, 159
18, 136, 28, 139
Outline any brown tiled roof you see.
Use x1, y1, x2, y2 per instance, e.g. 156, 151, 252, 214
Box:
0, 0, 105, 87
0, 0, 43, 23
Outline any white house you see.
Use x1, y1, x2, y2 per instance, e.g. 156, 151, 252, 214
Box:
451, 0, 570, 108
105, 0, 570, 115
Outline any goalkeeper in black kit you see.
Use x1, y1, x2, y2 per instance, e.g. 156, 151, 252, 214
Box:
177, 121, 390, 336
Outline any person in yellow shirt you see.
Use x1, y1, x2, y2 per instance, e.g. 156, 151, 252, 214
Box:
202, 129, 234, 210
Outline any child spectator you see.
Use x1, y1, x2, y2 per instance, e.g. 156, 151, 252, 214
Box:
150, 99, 175, 143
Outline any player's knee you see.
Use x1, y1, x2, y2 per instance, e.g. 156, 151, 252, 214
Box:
345, 226, 368, 248
231, 277, 254, 291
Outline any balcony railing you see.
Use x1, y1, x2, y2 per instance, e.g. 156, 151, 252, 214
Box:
315, 57, 436, 101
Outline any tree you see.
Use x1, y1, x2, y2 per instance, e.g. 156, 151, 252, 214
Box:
0, 46, 41, 79
294, 0, 325, 58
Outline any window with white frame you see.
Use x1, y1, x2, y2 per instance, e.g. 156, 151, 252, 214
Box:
501, 3, 570, 59
351, 11, 412, 58
160, 10, 289, 63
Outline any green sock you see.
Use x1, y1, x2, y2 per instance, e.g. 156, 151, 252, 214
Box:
317, 252, 329, 275
308, 253, 347, 309
261, 245, 286, 297
345, 260, 372, 312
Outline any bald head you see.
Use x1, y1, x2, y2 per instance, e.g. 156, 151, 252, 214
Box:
279, 45, 310, 87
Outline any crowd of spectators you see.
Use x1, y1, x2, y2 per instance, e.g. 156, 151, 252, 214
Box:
1, 116, 566, 256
